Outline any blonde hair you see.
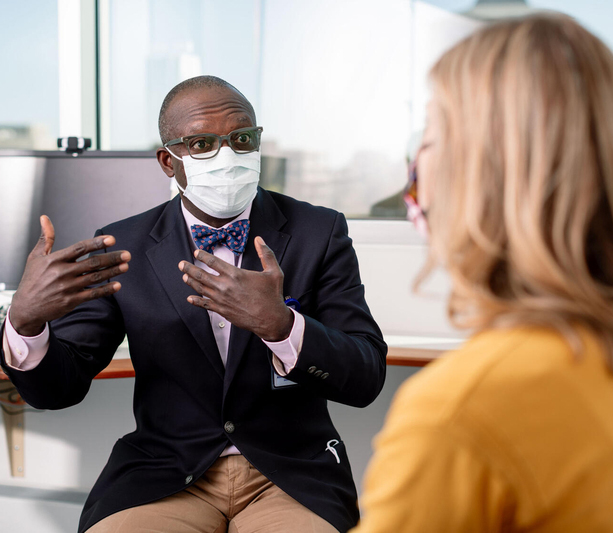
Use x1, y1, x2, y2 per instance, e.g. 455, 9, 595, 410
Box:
421, 14, 613, 366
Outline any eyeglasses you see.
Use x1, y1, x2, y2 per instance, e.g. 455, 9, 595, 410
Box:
164, 126, 263, 160
404, 149, 428, 234
404, 158, 418, 207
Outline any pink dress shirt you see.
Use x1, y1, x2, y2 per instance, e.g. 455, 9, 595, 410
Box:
3, 200, 306, 454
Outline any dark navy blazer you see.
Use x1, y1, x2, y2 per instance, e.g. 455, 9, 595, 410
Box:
1, 188, 387, 533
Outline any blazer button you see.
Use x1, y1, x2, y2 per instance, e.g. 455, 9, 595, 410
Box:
307, 366, 317, 374
185, 475, 193, 484
320, 372, 329, 380
314, 370, 323, 377
224, 421, 235, 434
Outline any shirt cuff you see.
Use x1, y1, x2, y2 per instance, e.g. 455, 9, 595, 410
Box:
3, 306, 50, 371
263, 308, 305, 376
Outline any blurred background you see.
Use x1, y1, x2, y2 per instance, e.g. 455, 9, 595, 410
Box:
3, 0, 612, 219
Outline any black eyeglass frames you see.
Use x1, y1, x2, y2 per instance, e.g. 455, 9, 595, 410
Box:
164, 126, 263, 160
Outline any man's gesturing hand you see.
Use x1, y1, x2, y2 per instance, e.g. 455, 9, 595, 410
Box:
179, 236, 294, 342
9, 215, 131, 337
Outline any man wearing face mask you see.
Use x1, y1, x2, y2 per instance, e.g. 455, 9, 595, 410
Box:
0, 76, 387, 533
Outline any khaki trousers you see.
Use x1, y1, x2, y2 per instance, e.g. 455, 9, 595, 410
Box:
87, 455, 338, 533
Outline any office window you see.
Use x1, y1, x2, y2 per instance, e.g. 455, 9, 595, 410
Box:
412, 0, 613, 132
3, 1, 613, 217
0, 2, 60, 149
102, 0, 263, 152
102, 0, 613, 218
101, 0, 412, 218
423, 0, 613, 47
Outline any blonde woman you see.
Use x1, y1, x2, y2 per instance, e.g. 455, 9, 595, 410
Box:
352, 15, 613, 533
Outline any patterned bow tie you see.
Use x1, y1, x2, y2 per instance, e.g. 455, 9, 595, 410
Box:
191, 220, 250, 256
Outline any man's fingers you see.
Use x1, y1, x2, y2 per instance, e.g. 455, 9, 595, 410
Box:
186, 295, 225, 318
181, 270, 218, 298
32, 215, 56, 256
71, 250, 131, 276
255, 237, 280, 272
186, 295, 215, 310
59, 281, 122, 312
74, 262, 130, 289
55, 235, 117, 262
180, 261, 223, 287
192, 249, 233, 275
76, 282, 122, 304
40, 215, 55, 255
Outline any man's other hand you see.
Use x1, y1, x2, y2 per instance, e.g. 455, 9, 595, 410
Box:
9, 215, 131, 337
179, 236, 294, 342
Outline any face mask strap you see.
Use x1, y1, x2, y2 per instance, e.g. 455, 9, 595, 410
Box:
166, 146, 193, 181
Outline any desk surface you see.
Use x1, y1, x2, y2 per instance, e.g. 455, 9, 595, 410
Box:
0, 335, 463, 380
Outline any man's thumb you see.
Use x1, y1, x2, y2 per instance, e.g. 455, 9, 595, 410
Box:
255, 236, 278, 272
36, 215, 55, 256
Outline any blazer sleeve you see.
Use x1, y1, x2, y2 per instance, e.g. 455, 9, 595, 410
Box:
0, 238, 125, 410
283, 212, 387, 407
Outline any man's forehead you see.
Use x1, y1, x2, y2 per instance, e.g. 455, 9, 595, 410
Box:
167, 87, 255, 135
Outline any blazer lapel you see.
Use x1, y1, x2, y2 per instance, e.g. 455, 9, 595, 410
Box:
224, 189, 291, 391
146, 196, 225, 380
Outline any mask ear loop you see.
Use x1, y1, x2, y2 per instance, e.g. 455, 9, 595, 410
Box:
165, 146, 183, 178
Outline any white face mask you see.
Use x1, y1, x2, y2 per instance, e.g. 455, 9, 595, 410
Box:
169, 146, 261, 219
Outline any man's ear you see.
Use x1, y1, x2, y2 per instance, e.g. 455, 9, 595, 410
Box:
156, 148, 176, 177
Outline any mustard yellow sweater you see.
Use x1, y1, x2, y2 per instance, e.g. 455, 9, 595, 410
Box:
352, 327, 613, 532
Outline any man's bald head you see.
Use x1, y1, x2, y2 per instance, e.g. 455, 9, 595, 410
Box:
158, 76, 256, 144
